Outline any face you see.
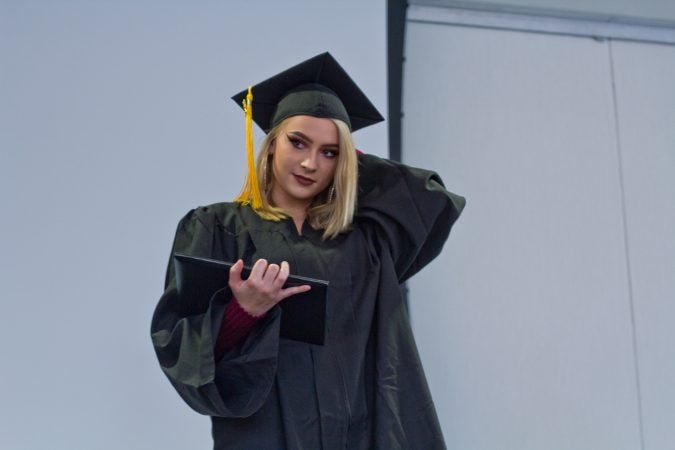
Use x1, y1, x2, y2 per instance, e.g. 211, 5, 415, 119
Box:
269, 115, 339, 211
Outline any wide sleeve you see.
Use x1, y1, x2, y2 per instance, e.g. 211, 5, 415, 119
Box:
150, 207, 280, 418
356, 153, 466, 283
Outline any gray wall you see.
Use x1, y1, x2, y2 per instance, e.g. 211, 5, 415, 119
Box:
0, 1, 386, 449
404, 10, 675, 450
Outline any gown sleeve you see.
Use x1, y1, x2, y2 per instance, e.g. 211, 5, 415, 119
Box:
150, 207, 280, 418
356, 153, 466, 283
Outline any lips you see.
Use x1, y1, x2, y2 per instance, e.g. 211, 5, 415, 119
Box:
293, 174, 316, 186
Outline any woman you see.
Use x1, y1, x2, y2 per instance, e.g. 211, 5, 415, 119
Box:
151, 52, 465, 449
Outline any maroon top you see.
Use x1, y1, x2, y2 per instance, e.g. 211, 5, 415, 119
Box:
214, 298, 261, 360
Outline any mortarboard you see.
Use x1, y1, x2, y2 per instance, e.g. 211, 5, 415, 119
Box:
231, 52, 384, 132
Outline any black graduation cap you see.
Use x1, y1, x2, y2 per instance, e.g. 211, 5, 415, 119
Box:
231, 52, 384, 132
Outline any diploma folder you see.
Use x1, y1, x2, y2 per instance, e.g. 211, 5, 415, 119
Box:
173, 253, 328, 345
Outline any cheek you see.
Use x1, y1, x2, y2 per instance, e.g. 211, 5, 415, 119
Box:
274, 145, 295, 167
324, 161, 338, 183
329, 157, 339, 173
271, 149, 289, 172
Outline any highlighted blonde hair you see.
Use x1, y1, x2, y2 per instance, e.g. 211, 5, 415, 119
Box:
235, 118, 357, 239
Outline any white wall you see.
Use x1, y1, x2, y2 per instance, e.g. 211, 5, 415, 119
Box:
403, 13, 675, 450
411, 0, 675, 23
610, 40, 675, 450
0, 1, 386, 449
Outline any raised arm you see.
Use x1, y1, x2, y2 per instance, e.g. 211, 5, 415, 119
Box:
356, 153, 466, 283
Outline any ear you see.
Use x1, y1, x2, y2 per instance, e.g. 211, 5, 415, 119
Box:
268, 138, 276, 155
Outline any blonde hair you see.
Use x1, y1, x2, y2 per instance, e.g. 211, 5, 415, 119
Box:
235, 117, 357, 239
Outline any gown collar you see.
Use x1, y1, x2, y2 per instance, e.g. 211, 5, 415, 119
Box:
237, 204, 324, 242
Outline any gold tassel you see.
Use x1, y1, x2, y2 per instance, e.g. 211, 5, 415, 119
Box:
235, 86, 263, 209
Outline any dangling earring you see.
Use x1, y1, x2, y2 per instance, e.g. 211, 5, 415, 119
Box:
264, 141, 275, 194
262, 155, 272, 193
262, 158, 268, 191
328, 184, 335, 203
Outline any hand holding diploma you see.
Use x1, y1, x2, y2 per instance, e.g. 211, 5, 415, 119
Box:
228, 259, 312, 317
173, 253, 328, 344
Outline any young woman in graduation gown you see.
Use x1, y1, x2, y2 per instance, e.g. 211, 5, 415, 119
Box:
151, 53, 466, 450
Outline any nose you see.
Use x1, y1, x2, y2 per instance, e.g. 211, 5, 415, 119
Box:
300, 152, 318, 171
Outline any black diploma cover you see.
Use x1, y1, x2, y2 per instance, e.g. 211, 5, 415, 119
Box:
173, 253, 328, 345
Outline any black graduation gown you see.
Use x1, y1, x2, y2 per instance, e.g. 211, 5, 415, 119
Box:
151, 153, 466, 449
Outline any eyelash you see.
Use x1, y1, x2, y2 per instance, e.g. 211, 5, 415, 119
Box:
287, 135, 338, 158
288, 136, 305, 149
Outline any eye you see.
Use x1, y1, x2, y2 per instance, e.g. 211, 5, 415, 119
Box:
287, 135, 305, 149
322, 149, 339, 159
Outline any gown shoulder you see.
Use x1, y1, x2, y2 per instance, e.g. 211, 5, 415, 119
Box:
355, 153, 466, 282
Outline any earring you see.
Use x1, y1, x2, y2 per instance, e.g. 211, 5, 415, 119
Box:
328, 184, 335, 203
262, 156, 271, 192
262, 159, 268, 191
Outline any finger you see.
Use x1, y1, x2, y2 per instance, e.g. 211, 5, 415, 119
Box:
273, 261, 290, 289
279, 284, 311, 301
228, 259, 244, 286
249, 258, 268, 281
280, 261, 289, 277
263, 263, 281, 283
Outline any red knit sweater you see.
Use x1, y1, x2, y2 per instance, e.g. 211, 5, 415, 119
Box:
214, 298, 261, 360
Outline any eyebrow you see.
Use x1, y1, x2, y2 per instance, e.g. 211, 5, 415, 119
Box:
288, 131, 339, 148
